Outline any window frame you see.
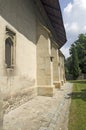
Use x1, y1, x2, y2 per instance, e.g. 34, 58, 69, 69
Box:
5, 27, 16, 69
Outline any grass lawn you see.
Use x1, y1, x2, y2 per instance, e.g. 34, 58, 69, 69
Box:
68, 80, 86, 130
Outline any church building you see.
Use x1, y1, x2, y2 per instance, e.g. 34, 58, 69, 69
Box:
0, 0, 66, 109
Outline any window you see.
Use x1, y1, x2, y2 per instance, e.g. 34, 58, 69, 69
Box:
5, 27, 16, 68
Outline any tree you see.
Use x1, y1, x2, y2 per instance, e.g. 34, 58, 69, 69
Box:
65, 57, 73, 80
70, 44, 80, 79
75, 34, 86, 73
65, 33, 86, 80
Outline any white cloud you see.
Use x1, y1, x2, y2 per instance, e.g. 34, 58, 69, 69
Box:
60, 47, 70, 58
64, 3, 72, 13
67, 22, 79, 33
61, 0, 86, 58
83, 25, 86, 31
74, 0, 86, 9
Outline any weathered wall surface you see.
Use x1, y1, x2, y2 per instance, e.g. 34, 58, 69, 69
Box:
0, 0, 37, 111
0, 0, 65, 112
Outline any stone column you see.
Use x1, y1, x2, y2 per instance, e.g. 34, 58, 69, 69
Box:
59, 52, 65, 86
51, 45, 61, 88
36, 24, 54, 96
62, 56, 66, 83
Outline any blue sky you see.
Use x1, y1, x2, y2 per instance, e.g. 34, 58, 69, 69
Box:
60, 0, 73, 11
59, 0, 86, 58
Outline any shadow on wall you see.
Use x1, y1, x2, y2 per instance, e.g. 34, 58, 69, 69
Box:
0, 0, 37, 44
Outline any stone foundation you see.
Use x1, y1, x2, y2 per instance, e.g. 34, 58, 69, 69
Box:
37, 85, 55, 97
64, 79, 66, 83
3, 87, 37, 114
61, 80, 64, 86
53, 81, 61, 89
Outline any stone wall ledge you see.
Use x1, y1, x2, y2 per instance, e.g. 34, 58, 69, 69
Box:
37, 85, 55, 97
3, 87, 37, 114
53, 81, 61, 89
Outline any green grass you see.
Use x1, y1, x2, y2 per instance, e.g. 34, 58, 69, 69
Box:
68, 80, 86, 130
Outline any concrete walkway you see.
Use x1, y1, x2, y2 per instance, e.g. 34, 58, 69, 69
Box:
3, 82, 73, 130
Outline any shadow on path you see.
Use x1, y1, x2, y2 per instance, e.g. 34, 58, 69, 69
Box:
67, 89, 86, 101
67, 80, 86, 101
70, 80, 86, 84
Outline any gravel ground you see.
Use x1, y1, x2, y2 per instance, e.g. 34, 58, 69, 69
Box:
3, 82, 73, 130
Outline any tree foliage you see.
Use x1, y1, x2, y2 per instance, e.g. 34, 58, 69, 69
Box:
75, 34, 86, 73
65, 33, 86, 79
70, 44, 80, 79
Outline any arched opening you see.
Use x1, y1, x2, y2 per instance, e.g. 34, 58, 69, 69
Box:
5, 37, 13, 68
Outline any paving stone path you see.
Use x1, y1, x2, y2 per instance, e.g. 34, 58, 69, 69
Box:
3, 82, 73, 130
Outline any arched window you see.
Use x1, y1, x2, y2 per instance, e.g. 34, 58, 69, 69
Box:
5, 37, 13, 68
5, 27, 16, 68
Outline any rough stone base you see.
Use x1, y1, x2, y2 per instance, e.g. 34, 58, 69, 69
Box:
3, 87, 37, 114
53, 81, 61, 89
61, 80, 64, 86
64, 79, 66, 83
37, 85, 55, 97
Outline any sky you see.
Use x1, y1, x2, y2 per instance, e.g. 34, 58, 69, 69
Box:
59, 0, 86, 58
